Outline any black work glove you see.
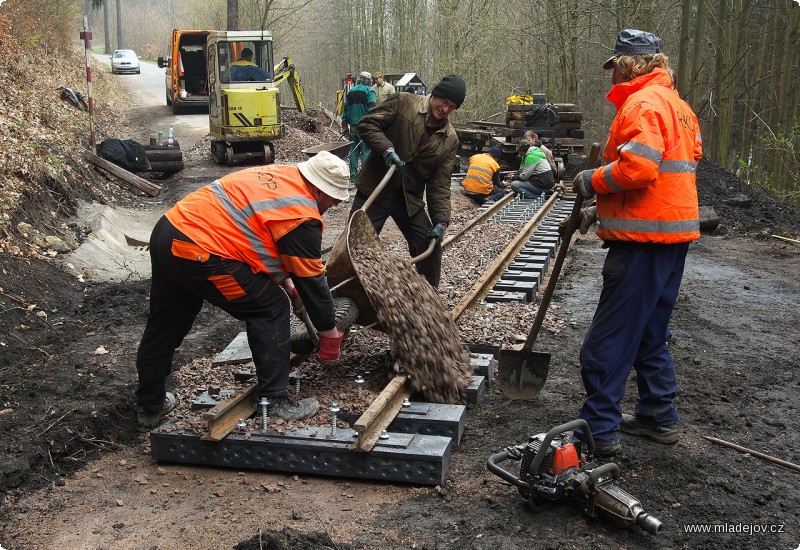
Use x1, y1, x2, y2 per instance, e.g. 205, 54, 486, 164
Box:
428, 222, 447, 244
385, 151, 405, 169
572, 169, 596, 199
578, 206, 598, 234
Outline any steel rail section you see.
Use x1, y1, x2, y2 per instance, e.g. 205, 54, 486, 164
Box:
442, 192, 514, 251
450, 191, 560, 321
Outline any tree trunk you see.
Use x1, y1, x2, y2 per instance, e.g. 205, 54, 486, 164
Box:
102, 0, 110, 54
115, 0, 122, 49
687, 0, 705, 108
228, 0, 239, 30
676, 0, 692, 97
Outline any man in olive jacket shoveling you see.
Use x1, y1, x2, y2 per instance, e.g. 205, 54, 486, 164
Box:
351, 75, 465, 288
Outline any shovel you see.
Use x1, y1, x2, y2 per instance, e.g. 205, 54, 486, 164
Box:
498, 143, 601, 400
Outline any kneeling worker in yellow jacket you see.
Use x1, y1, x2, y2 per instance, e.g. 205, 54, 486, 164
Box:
461, 146, 507, 205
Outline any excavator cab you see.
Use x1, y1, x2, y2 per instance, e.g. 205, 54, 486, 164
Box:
207, 30, 304, 166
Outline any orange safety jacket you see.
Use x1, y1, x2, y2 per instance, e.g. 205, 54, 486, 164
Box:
165, 165, 324, 284
592, 68, 702, 244
462, 153, 500, 195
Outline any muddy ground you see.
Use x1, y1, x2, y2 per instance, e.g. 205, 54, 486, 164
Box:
1, 69, 799, 549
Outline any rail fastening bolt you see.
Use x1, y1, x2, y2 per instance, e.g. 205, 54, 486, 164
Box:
260, 397, 269, 431
402, 397, 411, 407
379, 430, 390, 440
355, 375, 365, 399
290, 371, 303, 395
329, 400, 340, 438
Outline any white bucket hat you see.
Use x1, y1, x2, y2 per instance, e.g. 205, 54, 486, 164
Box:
297, 150, 350, 202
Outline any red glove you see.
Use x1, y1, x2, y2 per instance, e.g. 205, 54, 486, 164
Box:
317, 330, 344, 366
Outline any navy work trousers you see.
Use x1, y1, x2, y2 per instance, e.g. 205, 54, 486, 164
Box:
578, 241, 690, 443
135, 216, 290, 410
349, 191, 442, 288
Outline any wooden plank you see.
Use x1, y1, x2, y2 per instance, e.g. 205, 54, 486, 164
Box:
82, 150, 161, 196
352, 374, 410, 452
201, 384, 257, 441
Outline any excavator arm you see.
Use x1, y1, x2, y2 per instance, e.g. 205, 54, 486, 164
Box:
272, 57, 305, 113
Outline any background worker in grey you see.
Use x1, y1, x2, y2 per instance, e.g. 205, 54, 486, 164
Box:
341, 71, 377, 183
352, 74, 466, 288
371, 71, 395, 105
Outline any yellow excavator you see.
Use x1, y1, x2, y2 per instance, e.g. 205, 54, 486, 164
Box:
207, 30, 305, 166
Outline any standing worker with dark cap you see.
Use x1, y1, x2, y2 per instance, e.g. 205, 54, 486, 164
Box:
571, 29, 702, 457
135, 151, 350, 428
371, 71, 395, 105
352, 74, 466, 288
461, 145, 507, 205
342, 71, 377, 184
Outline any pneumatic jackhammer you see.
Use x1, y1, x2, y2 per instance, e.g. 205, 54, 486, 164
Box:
486, 419, 663, 535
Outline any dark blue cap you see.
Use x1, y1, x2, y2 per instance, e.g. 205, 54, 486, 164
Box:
603, 29, 662, 69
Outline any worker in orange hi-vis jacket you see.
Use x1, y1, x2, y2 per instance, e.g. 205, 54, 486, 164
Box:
571, 29, 702, 458
134, 151, 350, 428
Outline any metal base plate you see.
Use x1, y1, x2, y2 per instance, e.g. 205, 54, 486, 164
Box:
150, 426, 452, 485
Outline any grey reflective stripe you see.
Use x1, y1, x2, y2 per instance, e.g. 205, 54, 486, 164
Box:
696, 133, 702, 144
601, 164, 624, 192
659, 160, 697, 173
244, 195, 318, 216
464, 175, 491, 186
619, 140, 663, 163
470, 166, 494, 178
208, 180, 287, 279
601, 216, 700, 234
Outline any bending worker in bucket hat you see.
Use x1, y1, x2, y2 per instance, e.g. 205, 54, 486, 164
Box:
135, 151, 350, 428
570, 29, 702, 457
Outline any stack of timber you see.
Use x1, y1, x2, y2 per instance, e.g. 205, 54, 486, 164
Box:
142, 142, 184, 174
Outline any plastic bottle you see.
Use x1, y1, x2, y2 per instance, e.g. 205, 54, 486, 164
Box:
157, 130, 163, 146
167, 126, 174, 147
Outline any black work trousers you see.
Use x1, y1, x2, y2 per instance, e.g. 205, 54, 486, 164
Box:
135, 216, 290, 410
349, 191, 442, 288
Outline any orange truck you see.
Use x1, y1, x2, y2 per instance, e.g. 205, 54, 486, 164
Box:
157, 29, 212, 114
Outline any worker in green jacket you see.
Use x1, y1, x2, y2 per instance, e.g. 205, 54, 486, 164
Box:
509, 136, 556, 198
341, 71, 377, 183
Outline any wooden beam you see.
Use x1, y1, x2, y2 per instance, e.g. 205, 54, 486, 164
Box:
82, 150, 161, 196
351, 373, 410, 452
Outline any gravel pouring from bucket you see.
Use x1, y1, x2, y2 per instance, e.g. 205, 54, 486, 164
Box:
498, 143, 601, 400
325, 165, 437, 328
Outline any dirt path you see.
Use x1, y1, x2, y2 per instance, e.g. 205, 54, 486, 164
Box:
1, 71, 799, 548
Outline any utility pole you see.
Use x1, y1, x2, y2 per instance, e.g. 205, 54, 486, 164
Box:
227, 0, 239, 30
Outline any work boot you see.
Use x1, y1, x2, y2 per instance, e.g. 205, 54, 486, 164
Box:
591, 440, 621, 458
267, 396, 320, 421
136, 392, 176, 428
620, 414, 679, 444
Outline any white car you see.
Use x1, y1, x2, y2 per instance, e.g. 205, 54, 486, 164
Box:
111, 49, 140, 74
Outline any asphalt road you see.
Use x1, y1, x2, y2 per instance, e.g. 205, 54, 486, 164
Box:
93, 53, 209, 148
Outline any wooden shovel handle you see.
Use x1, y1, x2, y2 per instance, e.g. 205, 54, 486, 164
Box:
361, 164, 397, 212
522, 143, 601, 353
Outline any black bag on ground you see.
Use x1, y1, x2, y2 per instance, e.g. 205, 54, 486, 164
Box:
96, 139, 150, 171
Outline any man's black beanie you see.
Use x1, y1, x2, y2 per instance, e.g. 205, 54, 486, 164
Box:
431, 75, 466, 107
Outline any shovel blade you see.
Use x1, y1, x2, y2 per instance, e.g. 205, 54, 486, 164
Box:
497, 349, 550, 400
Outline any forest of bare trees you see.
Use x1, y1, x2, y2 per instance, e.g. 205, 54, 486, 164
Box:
4, 0, 799, 199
